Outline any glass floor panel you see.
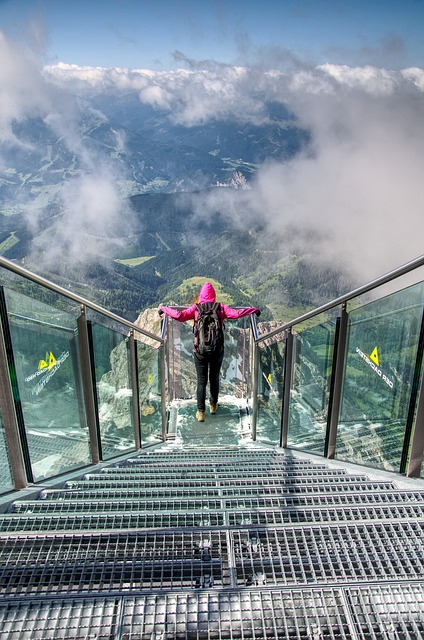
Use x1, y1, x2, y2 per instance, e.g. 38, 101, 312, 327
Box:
168, 397, 252, 448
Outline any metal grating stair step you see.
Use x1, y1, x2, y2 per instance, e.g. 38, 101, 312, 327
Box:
83, 468, 350, 481
0, 521, 423, 596
10, 489, 424, 515
0, 584, 423, 640
63, 474, 375, 490
0, 444, 423, 638
97, 459, 347, 472
34, 480, 397, 503
2, 503, 424, 534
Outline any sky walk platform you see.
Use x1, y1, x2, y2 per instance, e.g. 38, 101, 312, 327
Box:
0, 401, 423, 639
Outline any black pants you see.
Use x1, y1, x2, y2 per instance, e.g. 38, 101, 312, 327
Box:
193, 348, 224, 411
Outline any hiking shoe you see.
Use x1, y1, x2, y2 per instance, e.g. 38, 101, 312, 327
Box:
209, 403, 218, 415
196, 410, 205, 422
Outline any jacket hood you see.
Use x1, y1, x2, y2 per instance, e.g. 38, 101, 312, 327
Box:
199, 282, 216, 303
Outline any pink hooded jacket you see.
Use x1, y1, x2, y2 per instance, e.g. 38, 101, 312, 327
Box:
160, 282, 259, 323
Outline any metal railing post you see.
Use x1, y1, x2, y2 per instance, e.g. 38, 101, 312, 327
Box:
159, 343, 168, 441
250, 314, 259, 440
407, 378, 424, 477
159, 315, 169, 441
326, 304, 349, 459
281, 329, 294, 448
251, 342, 259, 441
0, 289, 29, 489
77, 306, 101, 463
128, 330, 141, 450
404, 308, 424, 477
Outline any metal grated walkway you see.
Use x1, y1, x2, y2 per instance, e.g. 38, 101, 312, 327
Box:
0, 442, 423, 638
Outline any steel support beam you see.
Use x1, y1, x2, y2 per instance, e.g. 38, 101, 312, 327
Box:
407, 378, 424, 477
326, 305, 349, 459
405, 308, 424, 477
77, 307, 101, 464
128, 331, 141, 450
251, 342, 260, 441
0, 298, 28, 489
281, 329, 294, 448
159, 344, 168, 441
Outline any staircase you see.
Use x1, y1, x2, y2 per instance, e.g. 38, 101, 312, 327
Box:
0, 442, 423, 639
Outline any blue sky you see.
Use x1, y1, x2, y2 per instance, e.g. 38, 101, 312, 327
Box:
0, 0, 423, 69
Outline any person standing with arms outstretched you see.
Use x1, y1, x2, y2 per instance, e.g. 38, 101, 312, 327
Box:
159, 282, 260, 421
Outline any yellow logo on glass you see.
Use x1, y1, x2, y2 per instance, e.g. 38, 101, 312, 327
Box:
369, 347, 379, 366
38, 351, 57, 371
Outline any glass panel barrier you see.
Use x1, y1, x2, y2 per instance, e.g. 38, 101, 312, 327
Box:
167, 316, 252, 402
136, 335, 163, 446
166, 316, 253, 430
338, 281, 424, 472
90, 323, 134, 459
3, 287, 90, 482
162, 314, 254, 446
287, 316, 336, 455
224, 318, 252, 401
0, 408, 14, 493
256, 330, 285, 445
166, 316, 193, 403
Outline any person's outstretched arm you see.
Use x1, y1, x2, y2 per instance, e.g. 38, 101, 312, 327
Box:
159, 304, 197, 322
220, 304, 260, 320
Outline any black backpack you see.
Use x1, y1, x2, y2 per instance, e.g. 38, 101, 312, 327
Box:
194, 302, 224, 355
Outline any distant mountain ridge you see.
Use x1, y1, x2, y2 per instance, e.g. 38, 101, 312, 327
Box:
1, 94, 308, 210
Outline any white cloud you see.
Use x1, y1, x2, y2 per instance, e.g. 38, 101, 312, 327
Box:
318, 63, 400, 94
0, 31, 135, 267
44, 62, 274, 125
139, 83, 172, 110
0, 32, 52, 143
31, 169, 133, 268
251, 64, 424, 280
401, 67, 424, 91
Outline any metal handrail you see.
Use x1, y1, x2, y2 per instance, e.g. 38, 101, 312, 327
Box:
0, 256, 163, 344
256, 254, 424, 344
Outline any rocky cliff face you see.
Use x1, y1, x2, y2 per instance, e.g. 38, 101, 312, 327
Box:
133, 307, 163, 348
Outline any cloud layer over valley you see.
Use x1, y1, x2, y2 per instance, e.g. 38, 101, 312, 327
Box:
1, 28, 424, 286
0, 32, 134, 269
